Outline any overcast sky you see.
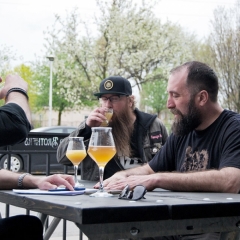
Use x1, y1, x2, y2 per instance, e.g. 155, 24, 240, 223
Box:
0, 0, 236, 66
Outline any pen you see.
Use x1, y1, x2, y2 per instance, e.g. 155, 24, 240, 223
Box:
48, 187, 85, 192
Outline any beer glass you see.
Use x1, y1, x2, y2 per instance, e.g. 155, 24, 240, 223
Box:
100, 108, 113, 127
66, 137, 87, 187
87, 127, 116, 197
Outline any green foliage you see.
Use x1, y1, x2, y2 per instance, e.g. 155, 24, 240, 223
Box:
140, 69, 168, 116
13, 64, 36, 109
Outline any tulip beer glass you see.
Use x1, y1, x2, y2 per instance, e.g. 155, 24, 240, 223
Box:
88, 127, 116, 197
66, 137, 87, 187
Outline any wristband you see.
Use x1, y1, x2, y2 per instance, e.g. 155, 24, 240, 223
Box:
18, 173, 31, 189
6, 88, 29, 101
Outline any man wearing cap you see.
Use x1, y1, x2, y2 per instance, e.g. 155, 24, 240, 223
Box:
57, 76, 168, 181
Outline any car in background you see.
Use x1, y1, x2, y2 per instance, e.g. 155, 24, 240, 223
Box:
30, 126, 77, 134
0, 126, 77, 174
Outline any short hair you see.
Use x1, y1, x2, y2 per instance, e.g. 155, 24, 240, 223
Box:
170, 61, 219, 102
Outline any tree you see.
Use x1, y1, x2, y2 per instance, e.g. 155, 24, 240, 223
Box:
140, 72, 168, 117
32, 59, 79, 126
207, 0, 240, 112
44, 0, 199, 107
94, 0, 198, 90
43, 9, 99, 109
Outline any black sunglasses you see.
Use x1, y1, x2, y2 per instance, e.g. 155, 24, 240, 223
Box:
118, 184, 147, 201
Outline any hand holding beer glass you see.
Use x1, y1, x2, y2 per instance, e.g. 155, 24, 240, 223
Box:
66, 137, 87, 187
87, 127, 116, 197
100, 108, 113, 127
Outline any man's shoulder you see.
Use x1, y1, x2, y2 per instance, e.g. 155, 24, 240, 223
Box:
135, 108, 157, 122
221, 109, 240, 122
0, 102, 23, 113
135, 109, 167, 136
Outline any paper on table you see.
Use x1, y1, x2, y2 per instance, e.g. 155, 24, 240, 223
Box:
13, 189, 85, 196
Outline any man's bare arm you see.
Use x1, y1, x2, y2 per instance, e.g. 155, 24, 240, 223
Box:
103, 166, 240, 193
0, 169, 75, 190
152, 167, 240, 193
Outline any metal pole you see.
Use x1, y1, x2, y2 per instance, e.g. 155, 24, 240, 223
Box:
47, 56, 54, 126
49, 60, 53, 126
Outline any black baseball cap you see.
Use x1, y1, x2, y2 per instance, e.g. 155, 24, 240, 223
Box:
94, 76, 132, 97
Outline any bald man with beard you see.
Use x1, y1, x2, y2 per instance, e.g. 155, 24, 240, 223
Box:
57, 76, 168, 181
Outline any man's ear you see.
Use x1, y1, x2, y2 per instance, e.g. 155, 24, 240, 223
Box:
128, 95, 135, 107
197, 90, 208, 106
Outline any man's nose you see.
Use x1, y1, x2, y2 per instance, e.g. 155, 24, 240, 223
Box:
105, 99, 113, 107
167, 97, 175, 109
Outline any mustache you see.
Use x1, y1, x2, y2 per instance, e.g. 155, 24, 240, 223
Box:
170, 109, 182, 115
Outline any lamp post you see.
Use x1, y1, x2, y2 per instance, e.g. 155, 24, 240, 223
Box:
46, 56, 54, 126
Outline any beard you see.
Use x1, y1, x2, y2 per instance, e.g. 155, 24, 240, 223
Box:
109, 104, 134, 157
171, 98, 202, 136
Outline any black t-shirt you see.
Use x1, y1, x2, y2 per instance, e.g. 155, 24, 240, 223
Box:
0, 103, 31, 147
149, 110, 240, 172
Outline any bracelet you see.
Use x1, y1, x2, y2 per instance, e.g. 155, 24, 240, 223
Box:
6, 88, 29, 101
18, 173, 31, 189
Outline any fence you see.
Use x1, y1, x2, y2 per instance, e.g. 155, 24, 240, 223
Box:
0, 132, 83, 240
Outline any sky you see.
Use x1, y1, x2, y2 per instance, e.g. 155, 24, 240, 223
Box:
0, 0, 236, 66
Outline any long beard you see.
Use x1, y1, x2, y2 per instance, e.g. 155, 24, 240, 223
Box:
109, 106, 134, 157
171, 98, 202, 136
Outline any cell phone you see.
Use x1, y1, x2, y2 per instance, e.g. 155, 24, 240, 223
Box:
48, 187, 85, 192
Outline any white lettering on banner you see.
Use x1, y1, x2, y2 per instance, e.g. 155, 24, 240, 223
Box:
24, 137, 59, 148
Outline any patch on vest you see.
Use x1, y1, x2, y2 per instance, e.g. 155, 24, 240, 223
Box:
150, 131, 162, 143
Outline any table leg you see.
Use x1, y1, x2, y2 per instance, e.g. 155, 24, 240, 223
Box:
43, 217, 61, 240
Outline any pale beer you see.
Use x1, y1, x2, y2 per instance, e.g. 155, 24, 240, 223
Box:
88, 146, 116, 167
100, 109, 113, 127
66, 150, 87, 165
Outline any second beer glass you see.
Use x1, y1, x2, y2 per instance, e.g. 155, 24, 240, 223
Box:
87, 127, 116, 197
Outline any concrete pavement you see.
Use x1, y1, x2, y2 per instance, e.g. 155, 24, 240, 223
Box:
0, 203, 88, 239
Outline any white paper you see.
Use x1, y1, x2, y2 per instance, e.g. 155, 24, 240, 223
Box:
12, 189, 85, 196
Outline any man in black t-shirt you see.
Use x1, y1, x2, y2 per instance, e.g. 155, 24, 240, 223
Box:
102, 61, 240, 240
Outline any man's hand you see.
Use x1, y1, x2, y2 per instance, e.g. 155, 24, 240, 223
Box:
103, 174, 157, 191
86, 107, 108, 127
94, 171, 129, 190
0, 75, 28, 100
35, 174, 75, 191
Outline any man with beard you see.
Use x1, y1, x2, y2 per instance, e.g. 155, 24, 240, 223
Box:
57, 76, 168, 181
101, 61, 240, 240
